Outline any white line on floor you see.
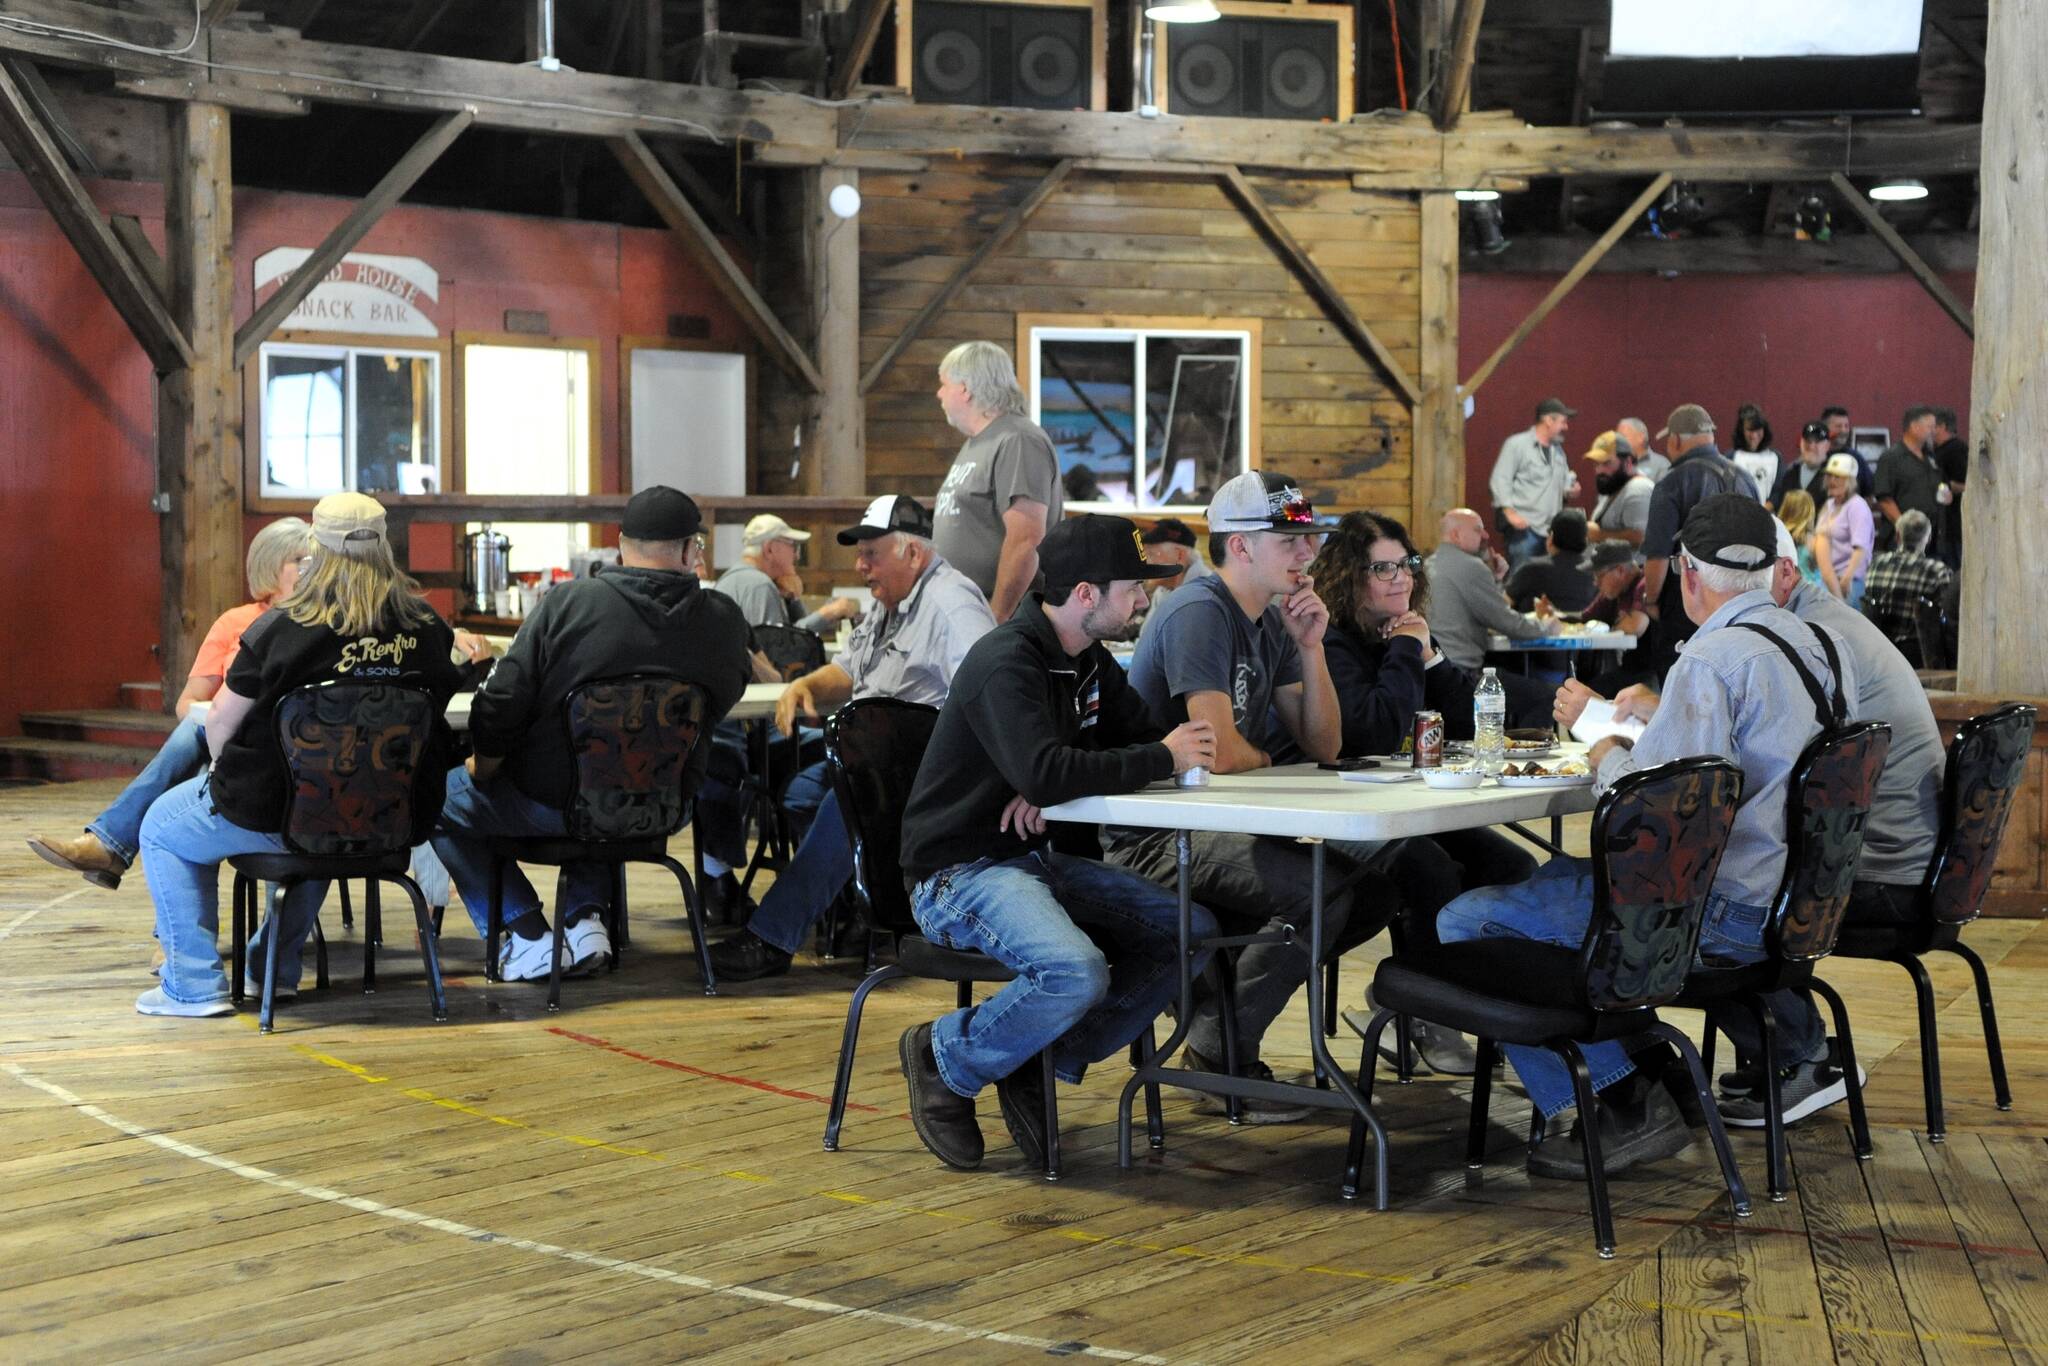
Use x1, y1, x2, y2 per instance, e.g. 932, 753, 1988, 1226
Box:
0, 888, 86, 942
1, 1060, 1175, 1364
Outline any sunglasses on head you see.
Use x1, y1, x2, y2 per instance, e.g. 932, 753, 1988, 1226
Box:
1265, 489, 1316, 525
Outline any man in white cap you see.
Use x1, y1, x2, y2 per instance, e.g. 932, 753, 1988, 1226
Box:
708, 495, 998, 981
714, 513, 863, 634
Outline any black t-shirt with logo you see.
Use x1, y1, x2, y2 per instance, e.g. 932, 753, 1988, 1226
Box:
215, 607, 463, 834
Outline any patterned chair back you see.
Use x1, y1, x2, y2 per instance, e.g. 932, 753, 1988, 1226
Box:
1770, 722, 1892, 962
274, 682, 438, 858
562, 675, 708, 841
1581, 756, 1745, 1013
752, 623, 828, 682
825, 698, 940, 937
1924, 703, 2037, 926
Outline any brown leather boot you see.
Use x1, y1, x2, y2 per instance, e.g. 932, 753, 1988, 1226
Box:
27, 833, 127, 890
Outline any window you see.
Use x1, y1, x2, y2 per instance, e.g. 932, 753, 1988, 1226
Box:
1022, 321, 1256, 512
258, 342, 441, 498
459, 340, 596, 575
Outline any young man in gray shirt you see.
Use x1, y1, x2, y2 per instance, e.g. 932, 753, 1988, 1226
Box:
931, 341, 1063, 621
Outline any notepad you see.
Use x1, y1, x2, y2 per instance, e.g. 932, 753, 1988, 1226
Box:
1570, 698, 1647, 747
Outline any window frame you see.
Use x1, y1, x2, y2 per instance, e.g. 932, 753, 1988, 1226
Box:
243, 330, 452, 514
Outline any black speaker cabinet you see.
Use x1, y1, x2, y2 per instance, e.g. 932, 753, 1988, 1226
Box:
1157, 3, 1354, 122
901, 0, 1108, 112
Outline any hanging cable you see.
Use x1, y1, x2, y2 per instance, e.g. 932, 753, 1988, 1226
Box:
1385, 0, 1408, 111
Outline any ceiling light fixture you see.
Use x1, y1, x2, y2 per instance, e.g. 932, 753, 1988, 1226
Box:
1145, 0, 1221, 22
1453, 189, 1501, 202
1868, 178, 1929, 202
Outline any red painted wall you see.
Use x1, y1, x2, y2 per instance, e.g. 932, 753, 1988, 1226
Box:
2, 174, 748, 735
1455, 271, 1977, 535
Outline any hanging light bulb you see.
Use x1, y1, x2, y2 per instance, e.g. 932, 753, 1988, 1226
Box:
1869, 178, 1929, 202
1145, 0, 1221, 21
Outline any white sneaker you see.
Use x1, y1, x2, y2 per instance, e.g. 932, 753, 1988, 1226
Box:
243, 974, 300, 1003
136, 986, 234, 1018
562, 913, 612, 976
497, 931, 560, 983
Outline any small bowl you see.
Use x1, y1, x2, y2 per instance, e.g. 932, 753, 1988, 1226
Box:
1421, 768, 1485, 791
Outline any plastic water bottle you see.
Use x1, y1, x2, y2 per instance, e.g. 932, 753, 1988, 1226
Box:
1474, 668, 1507, 775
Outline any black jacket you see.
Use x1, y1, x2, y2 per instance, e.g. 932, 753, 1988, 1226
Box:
1324, 621, 1481, 756
469, 565, 751, 807
899, 596, 1173, 885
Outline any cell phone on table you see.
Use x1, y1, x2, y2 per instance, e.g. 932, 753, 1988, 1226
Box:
1317, 757, 1379, 771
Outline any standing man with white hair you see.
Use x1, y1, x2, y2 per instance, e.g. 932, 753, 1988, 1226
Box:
932, 340, 1063, 622
1616, 417, 1670, 483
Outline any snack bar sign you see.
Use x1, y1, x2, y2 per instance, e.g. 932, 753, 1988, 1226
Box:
252, 248, 440, 337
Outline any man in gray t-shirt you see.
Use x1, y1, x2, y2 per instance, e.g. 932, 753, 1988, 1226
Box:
932, 341, 1062, 621
1584, 430, 1653, 547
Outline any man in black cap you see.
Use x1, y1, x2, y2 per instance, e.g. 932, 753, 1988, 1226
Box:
1485, 492, 1854, 1181
1772, 420, 1835, 506
1639, 403, 1746, 680
1489, 397, 1580, 572
431, 486, 753, 982
896, 514, 1220, 1172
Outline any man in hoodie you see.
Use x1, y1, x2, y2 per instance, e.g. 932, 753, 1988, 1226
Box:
897, 514, 1219, 1171
431, 486, 752, 982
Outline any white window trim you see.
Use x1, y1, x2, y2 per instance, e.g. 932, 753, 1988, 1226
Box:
1025, 324, 1254, 515
258, 341, 442, 500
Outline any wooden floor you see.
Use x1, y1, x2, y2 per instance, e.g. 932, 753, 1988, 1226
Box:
3, 777, 2045, 1364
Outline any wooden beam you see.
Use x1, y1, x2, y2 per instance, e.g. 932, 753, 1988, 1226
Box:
805, 166, 863, 495
1461, 229, 1978, 276
1444, 122, 1980, 183
234, 108, 473, 368
1218, 164, 1421, 408
648, 137, 755, 247
0, 57, 190, 371
1828, 172, 1975, 338
1460, 171, 1671, 400
1929, 13, 1986, 69
611, 130, 825, 391
859, 158, 1076, 395
830, 0, 891, 101
1435, 0, 1486, 132
110, 214, 167, 301
1413, 192, 1464, 536
203, 0, 242, 24
639, 0, 663, 81
8, 47, 94, 173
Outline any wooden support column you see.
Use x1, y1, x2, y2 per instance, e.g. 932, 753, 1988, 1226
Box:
157, 103, 243, 701
1828, 172, 1975, 338
1413, 192, 1464, 540
831, 0, 892, 99
803, 166, 864, 497
1959, 0, 2045, 696
1435, 0, 1486, 131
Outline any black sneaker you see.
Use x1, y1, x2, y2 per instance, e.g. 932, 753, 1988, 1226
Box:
698, 872, 757, 926
707, 930, 792, 982
994, 1063, 1050, 1169
1176, 1044, 1312, 1125
1527, 1082, 1693, 1181
1719, 1054, 1867, 1129
899, 1024, 983, 1170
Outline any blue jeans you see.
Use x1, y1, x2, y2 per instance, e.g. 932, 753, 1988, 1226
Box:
747, 762, 845, 955
89, 715, 209, 864
1436, 857, 1799, 1118
139, 774, 323, 1004
430, 767, 606, 939
912, 850, 1216, 1097
1503, 524, 1546, 572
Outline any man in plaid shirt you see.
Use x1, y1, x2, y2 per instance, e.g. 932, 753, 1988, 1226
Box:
1863, 509, 1954, 660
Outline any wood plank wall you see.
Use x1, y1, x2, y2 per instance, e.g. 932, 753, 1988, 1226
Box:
839, 158, 1423, 524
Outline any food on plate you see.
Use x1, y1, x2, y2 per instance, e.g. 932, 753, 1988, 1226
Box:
1501, 759, 1591, 778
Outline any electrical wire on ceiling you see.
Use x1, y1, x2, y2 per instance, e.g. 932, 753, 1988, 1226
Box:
0, 0, 202, 57
1384, 0, 1408, 111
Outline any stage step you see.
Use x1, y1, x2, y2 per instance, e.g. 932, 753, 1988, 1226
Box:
0, 737, 160, 784
22, 709, 178, 749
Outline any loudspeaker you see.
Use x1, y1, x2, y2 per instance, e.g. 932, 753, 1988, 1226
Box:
904, 0, 1103, 111
1159, 6, 1352, 122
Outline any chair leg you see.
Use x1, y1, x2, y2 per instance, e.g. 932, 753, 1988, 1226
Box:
659, 855, 716, 996
230, 874, 249, 1005
546, 867, 570, 1012
390, 875, 448, 1022
824, 963, 909, 1151
1810, 976, 1873, 1159
1560, 1042, 1617, 1259
339, 879, 353, 931
1528, 1106, 1547, 1149
485, 856, 505, 983
1944, 941, 2013, 1111
430, 905, 444, 939
956, 980, 972, 1011
608, 863, 627, 969
1342, 1008, 1395, 1200
1698, 1019, 1719, 1088
363, 879, 381, 994
1213, 956, 1243, 1126
1040, 1050, 1062, 1181
1649, 1021, 1753, 1220
1752, 997, 1789, 1202
1466, 1036, 1498, 1169
260, 878, 288, 1035
1137, 1025, 1164, 1151
1394, 1014, 1415, 1085
311, 902, 330, 989
1896, 954, 1946, 1141
1322, 955, 1340, 1038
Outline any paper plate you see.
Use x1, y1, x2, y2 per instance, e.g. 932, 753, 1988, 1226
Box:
1496, 772, 1595, 788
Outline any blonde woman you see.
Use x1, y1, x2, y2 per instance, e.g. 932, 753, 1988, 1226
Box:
1776, 489, 1823, 586
30, 517, 313, 890
134, 493, 463, 1017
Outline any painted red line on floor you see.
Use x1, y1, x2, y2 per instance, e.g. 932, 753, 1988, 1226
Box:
549, 1026, 883, 1113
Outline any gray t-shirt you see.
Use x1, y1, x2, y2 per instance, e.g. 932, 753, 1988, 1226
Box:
1127, 573, 1302, 744
932, 412, 1062, 599
1592, 473, 1654, 537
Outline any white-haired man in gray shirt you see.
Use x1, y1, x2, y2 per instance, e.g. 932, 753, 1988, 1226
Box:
932, 340, 1063, 622
1617, 417, 1672, 483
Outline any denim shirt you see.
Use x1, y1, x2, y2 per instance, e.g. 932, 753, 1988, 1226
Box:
839, 554, 996, 707
1594, 590, 1857, 907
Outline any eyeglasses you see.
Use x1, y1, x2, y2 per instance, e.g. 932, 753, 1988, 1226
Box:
1366, 554, 1423, 583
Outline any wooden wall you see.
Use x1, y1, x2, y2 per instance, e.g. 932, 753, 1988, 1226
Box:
843, 158, 1423, 523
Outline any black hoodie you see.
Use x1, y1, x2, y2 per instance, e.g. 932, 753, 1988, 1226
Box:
469, 564, 751, 807
899, 595, 1174, 886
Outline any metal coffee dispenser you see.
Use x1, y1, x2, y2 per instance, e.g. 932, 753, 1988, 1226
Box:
463, 523, 511, 614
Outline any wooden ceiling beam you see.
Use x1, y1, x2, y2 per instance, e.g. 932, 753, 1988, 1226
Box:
1435, 0, 1486, 133
1828, 171, 1975, 338
1462, 230, 1978, 276
829, 0, 892, 101
202, 0, 242, 24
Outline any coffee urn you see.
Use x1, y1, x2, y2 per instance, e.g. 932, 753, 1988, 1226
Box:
463, 523, 511, 615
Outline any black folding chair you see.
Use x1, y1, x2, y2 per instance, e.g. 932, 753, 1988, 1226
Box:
819, 698, 1165, 1179
736, 623, 828, 895
228, 681, 447, 1034
1344, 756, 1752, 1257
485, 675, 716, 1010
1821, 702, 2037, 1140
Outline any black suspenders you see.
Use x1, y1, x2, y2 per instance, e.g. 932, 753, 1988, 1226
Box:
1734, 621, 1847, 729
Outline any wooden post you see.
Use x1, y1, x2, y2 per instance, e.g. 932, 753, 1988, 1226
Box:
1435, 0, 1486, 131
1413, 192, 1463, 541
157, 103, 243, 702
1959, 0, 2046, 696
804, 166, 864, 497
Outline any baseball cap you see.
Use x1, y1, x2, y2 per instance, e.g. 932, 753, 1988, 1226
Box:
1655, 404, 1716, 440
1581, 540, 1640, 574
1582, 430, 1620, 463
621, 486, 703, 540
1773, 517, 1800, 564
1140, 517, 1197, 548
1206, 470, 1320, 535
836, 494, 933, 545
311, 492, 387, 553
1679, 493, 1776, 570
1824, 453, 1862, 478
1535, 397, 1576, 419
1039, 514, 1178, 589
743, 514, 811, 549
1800, 419, 1829, 442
